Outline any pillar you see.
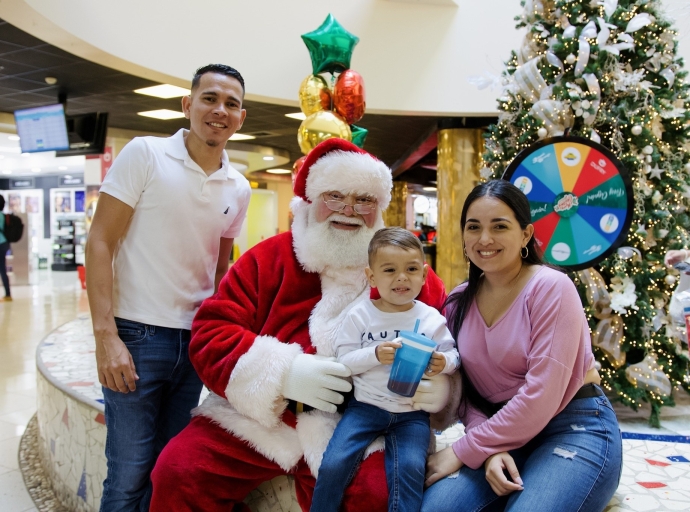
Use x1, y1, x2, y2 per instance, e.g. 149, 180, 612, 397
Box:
436, 127, 484, 292
383, 181, 408, 228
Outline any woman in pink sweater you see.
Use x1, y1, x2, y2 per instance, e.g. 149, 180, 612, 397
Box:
422, 180, 622, 512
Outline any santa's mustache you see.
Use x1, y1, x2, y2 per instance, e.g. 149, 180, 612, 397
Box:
327, 214, 364, 226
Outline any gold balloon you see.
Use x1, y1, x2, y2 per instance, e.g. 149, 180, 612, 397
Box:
298, 111, 351, 155
299, 75, 332, 116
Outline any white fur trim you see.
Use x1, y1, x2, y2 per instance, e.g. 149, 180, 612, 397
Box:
297, 410, 340, 477
193, 394, 303, 472
296, 409, 385, 478
225, 335, 302, 429
305, 150, 392, 210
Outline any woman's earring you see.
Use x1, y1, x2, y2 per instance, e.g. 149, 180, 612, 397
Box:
463, 245, 469, 263
521, 246, 529, 259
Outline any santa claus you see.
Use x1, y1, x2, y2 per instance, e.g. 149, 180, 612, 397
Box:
151, 139, 454, 511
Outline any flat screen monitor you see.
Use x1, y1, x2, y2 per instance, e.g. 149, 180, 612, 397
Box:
13, 104, 70, 153
56, 112, 109, 156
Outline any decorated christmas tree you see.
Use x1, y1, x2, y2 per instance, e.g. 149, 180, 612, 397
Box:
481, 0, 690, 425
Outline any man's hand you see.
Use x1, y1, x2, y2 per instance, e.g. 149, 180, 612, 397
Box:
95, 330, 139, 393
375, 339, 402, 365
412, 373, 450, 412
282, 354, 352, 413
425, 446, 463, 487
484, 452, 524, 496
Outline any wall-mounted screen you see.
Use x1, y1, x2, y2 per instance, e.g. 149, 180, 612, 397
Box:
14, 104, 70, 153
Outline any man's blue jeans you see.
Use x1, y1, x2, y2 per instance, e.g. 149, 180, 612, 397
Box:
311, 397, 430, 512
422, 392, 623, 512
100, 318, 203, 512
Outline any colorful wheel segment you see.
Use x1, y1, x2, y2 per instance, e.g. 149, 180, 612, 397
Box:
503, 136, 633, 270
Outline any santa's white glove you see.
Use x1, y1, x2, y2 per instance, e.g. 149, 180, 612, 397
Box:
282, 354, 352, 413
412, 373, 450, 413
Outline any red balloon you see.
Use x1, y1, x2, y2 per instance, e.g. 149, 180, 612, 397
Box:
333, 70, 366, 125
292, 156, 307, 189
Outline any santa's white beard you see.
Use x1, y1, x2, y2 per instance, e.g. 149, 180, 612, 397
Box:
291, 198, 384, 274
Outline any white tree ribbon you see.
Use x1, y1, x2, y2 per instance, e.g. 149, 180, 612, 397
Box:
625, 13, 654, 33
514, 57, 548, 103
575, 37, 591, 77
545, 51, 565, 82
530, 100, 574, 136
598, 0, 618, 19
659, 68, 676, 87
625, 354, 671, 396
582, 73, 601, 125
581, 20, 598, 39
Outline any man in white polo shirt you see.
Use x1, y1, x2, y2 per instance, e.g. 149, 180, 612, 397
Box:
85, 63, 251, 511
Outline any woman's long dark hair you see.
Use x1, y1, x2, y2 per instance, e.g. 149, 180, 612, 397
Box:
446, 179, 545, 418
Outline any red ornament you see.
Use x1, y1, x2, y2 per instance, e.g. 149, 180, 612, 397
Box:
333, 70, 366, 124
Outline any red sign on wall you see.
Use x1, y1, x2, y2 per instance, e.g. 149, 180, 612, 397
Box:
100, 146, 113, 181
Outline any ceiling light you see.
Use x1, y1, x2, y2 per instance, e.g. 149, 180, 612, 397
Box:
21, 153, 30, 157
135, 84, 191, 98
285, 112, 307, 121
64, 174, 72, 179
262, 156, 275, 161
422, 186, 437, 192
31, 167, 41, 172
1, 170, 10, 175
229, 133, 256, 141
45, 76, 58, 85
266, 168, 292, 174
413, 196, 430, 214
8, 135, 20, 141
58, 166, 68, 171
137, 109, 186, 120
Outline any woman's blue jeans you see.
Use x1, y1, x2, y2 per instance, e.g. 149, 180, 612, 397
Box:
100, 318, 203, 512
311, 397, 430, 512
422, 393, 622, 512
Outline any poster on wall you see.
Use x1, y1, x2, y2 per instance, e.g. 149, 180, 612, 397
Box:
74, 190, 85, 213
25, 195, 40, 213
85, 185, 100, 235
8, 193, 22, 213
54, 191, 72, 213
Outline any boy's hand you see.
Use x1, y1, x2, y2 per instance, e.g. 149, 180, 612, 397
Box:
425, 352, 446, 377
376, 339, 402, 365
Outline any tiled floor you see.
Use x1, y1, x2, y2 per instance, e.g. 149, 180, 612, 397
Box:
0, 270, 89, 512
1, 270, 690, 511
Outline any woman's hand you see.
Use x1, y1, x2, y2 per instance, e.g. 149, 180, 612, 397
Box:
664, 249, 689, 267
425, 447, 463, 487
484, 452, 524, 496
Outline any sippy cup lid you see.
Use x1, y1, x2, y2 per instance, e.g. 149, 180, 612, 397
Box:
399, 331, 436, 352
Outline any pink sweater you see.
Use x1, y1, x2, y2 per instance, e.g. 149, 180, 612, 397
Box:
450, 266, 595, 469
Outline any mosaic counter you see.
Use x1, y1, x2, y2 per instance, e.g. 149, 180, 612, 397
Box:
35, 317, 690, 511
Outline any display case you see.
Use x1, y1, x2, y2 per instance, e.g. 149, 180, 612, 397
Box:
52, 219, 78, 271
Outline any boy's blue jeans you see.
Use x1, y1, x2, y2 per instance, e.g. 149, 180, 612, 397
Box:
100, 318, 203, 512
422, 392, 623, 512
311, 397, 430, 512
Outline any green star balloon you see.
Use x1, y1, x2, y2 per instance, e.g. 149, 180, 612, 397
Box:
301, 14, 360, 74
350, 125, 368, 148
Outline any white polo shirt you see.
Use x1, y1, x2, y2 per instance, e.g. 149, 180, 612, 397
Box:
99, 129, 251, 330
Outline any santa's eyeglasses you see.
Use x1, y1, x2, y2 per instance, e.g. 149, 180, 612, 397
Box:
322, 193, 377, 215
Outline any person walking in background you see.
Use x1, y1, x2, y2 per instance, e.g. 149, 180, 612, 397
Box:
85, 64, 251, 511
423, 180, 622, 512
0, 196, 11, 301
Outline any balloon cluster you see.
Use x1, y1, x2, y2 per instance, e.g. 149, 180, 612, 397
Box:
294, 14, 368, 175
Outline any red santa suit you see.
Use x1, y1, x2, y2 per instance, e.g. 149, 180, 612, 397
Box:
150, 140, 449, 512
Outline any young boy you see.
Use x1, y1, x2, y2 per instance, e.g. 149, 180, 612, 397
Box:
310, 227, 459, 512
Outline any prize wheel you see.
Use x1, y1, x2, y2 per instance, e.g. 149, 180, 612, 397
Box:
502, 136, 633, 270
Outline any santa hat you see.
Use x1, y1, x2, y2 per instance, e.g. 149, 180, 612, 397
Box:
293, 138, 392, 210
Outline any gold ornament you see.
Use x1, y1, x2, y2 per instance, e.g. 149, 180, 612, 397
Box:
297, 111, 351, 154
298, 75, 332, 116
592, 315, 626, 368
